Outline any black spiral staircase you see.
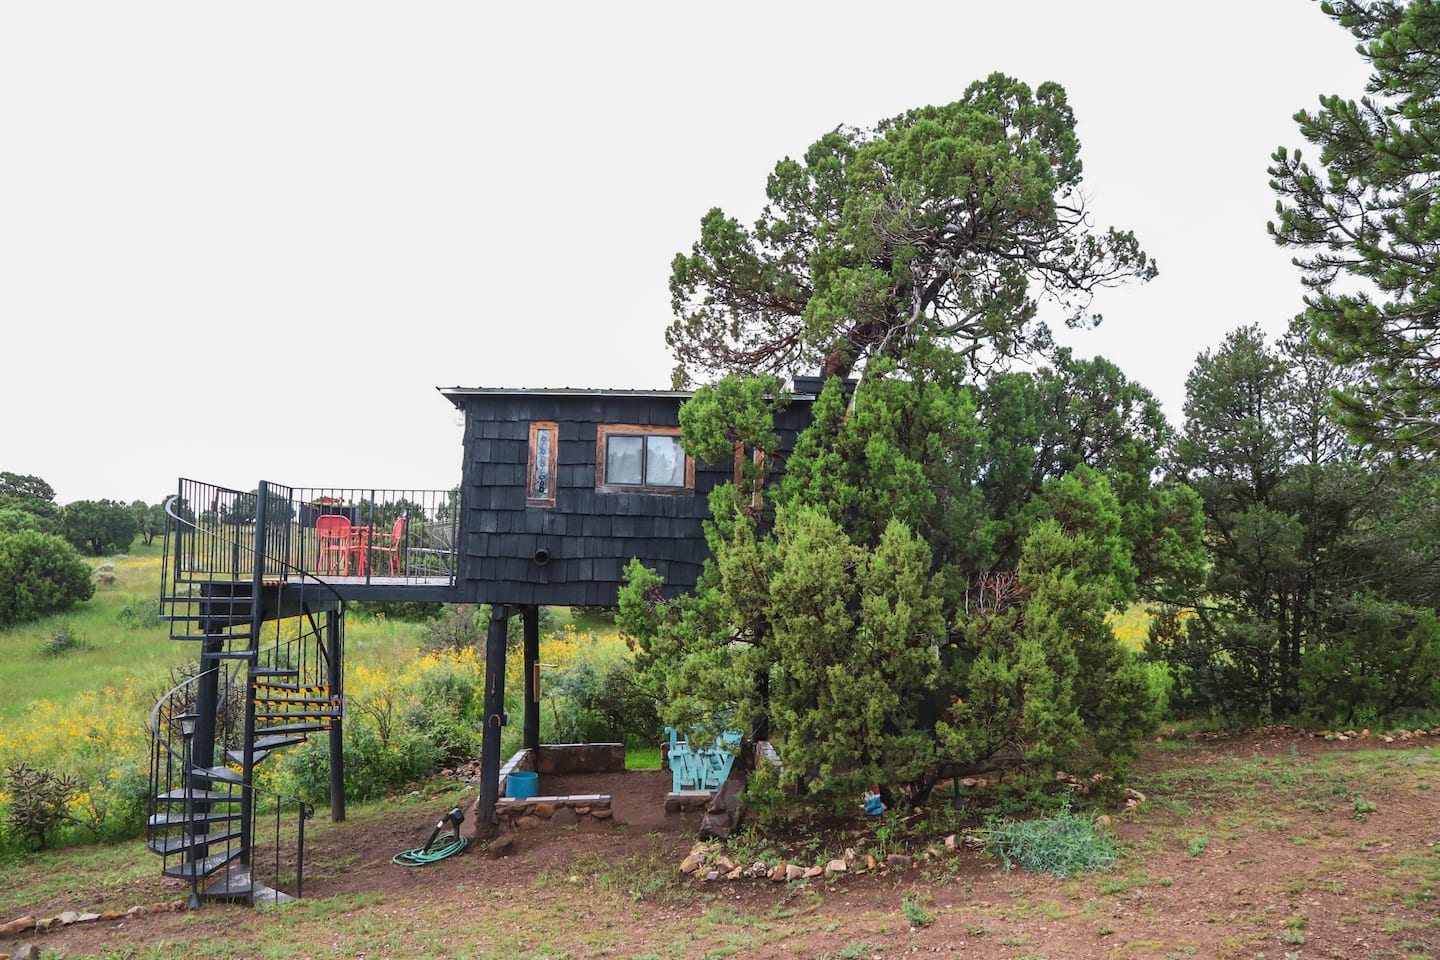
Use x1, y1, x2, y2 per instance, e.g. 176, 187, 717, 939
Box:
147, 481, 341, 906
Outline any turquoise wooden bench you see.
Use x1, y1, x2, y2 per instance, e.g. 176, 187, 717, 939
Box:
665, 727, 741, 794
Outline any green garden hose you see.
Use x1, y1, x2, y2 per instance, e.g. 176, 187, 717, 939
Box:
392, 806, 468, 866
391, 834, 468, 866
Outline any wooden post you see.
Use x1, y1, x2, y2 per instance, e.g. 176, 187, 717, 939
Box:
477, 604, 509, 827
523, 605, 540, 752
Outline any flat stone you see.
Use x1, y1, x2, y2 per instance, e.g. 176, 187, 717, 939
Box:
826, 859, 847, 874
0, 917, 37, 936
886, 854, 912, 869
12, 944, 42, 960
550, 806, 579, 826
785, 863, 806, 881
679, 853, 704, 874
768, 863, 787, 882
125, 906, 146, 918
485, 831, 518, 858
76, 913, 101, 923
591, 808, 613, 820
533, 802, 556, 819
575, 806, 591, 816
100, 910, 125, 921
803, 865, 824, 879
58, 911, 80, 925
516, 815, 541, 829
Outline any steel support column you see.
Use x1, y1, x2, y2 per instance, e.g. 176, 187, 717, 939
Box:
477, 604, 509, 826
522, 605, 540, 752
327, 608, 345, 823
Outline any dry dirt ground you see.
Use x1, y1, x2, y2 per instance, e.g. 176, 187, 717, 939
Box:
4, 730, 1440, 959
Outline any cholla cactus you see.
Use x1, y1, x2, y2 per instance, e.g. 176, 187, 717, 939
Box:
5, 763, 80, 850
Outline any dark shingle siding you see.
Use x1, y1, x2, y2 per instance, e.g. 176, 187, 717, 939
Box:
455, 391, 810, 607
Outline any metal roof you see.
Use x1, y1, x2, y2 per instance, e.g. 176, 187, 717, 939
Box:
438, 386, 696, 408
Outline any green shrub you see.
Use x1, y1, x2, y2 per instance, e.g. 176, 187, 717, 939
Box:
739, 760, 791, 833
115, 600, 158, 629
405, 660, 481, 763
421, 603, 484, 653
0, 529, 95, 628
982, 800, 1118, 878
39, 619, 89, 657
548, 651, 659, 746
1298, 600, 1440, 726
276, 727, 442, 805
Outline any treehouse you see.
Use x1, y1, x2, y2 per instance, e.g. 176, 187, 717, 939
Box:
148, 383, 820, 904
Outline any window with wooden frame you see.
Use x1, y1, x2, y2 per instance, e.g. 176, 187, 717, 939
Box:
527, 421, 558, 507
595, 424, 693, 494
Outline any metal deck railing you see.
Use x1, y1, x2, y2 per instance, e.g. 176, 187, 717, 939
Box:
166, 479, 460, 587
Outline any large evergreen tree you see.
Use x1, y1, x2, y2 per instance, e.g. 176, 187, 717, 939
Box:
1271, 0, 1440, 451
668, 74, 1155, 386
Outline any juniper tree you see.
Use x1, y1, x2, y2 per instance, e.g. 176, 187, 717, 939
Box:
668, 74, 1155, 386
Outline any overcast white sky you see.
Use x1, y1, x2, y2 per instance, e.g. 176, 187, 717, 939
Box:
1, 1, 1373, 505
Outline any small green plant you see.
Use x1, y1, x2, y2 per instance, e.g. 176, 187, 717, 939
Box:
982, 800, 1118, 878
92, 561, 116, 587
1187, 834, 1210, 856
40, 619, 89, 657
901, 894, 934, 928
1353, 798, 1378, 817
4, 763, 81, 850
115, 599, 157, 628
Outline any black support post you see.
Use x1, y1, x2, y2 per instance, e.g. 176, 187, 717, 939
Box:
522, 605, 540, 752
478, 604, 509, 827
326, 609, 345, 823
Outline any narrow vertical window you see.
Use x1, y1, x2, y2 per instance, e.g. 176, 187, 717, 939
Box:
528, 421, 558, 507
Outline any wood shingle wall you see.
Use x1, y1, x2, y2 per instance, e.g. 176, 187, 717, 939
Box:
443, 388, 812, 607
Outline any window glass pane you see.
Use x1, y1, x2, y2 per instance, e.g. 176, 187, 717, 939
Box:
645, 435, 686, 486
606, 435, 644, 485
533, 428, 552, 498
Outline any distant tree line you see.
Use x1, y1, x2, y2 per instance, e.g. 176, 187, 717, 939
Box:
0, 471, 168, 628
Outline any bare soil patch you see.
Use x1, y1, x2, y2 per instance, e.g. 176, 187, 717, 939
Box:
6, 732, 1440, 959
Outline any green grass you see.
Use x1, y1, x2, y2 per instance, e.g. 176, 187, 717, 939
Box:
0, 543, 187, 723
627, 744, 662, 769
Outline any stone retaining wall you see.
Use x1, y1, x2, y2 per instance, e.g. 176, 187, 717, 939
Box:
495, 794, 613, 825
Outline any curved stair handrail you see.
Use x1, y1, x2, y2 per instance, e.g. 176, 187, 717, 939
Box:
152, 486, 341, 905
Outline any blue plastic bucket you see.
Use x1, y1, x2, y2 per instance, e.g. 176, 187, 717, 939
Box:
507, 771, 538, 799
